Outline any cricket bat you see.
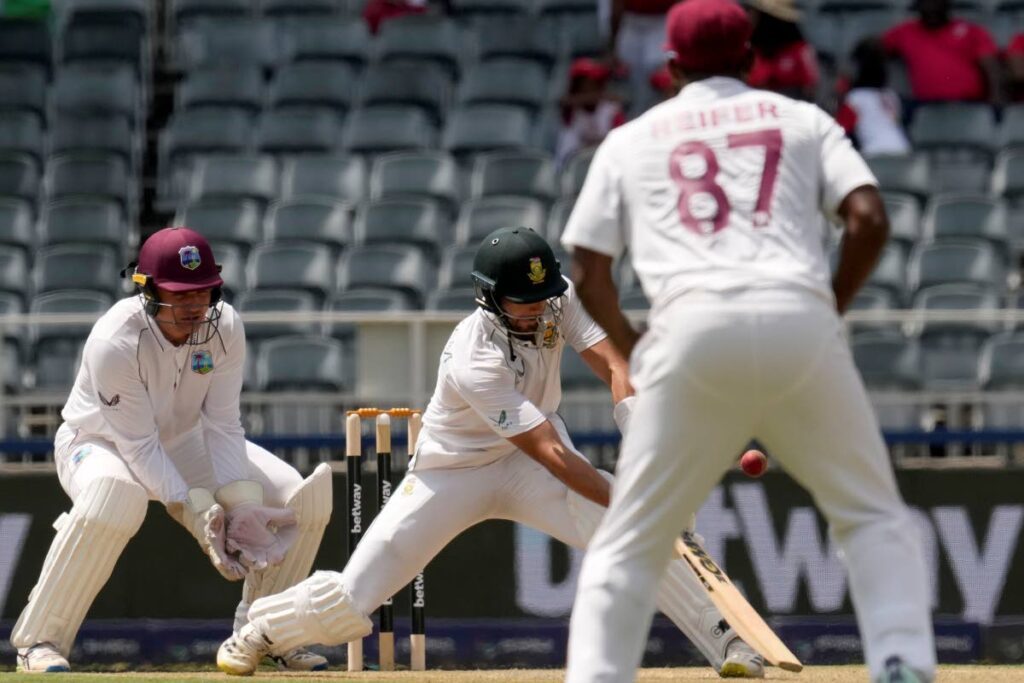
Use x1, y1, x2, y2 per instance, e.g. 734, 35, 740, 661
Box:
675, 533, 803, 673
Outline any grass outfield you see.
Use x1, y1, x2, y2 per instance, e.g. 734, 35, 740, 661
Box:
0, 666, 1022, 682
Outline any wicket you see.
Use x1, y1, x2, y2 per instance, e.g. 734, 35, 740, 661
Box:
345, 408, 426, 672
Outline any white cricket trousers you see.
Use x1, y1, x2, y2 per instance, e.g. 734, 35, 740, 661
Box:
566, 288, 935, 683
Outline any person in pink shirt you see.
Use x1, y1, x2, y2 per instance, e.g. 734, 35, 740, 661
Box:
882, 0, 1001, 104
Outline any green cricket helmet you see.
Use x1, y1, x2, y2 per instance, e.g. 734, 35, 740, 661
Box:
471, 227, 569, 313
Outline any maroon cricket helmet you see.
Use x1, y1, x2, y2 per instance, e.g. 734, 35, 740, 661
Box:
133, 226, 223, 292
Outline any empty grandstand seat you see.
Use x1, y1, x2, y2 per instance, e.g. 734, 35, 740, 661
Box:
268, 62, 358, 114
41, 198, 126, 248
455, 197, 548, 246
354, 199, 450, 258
369, 151, 462, 211
207, 241, 247, 297
851, 332, 920, 390
927, 155, 992, 195
456, 59, 550, 112
51, 64, 139, 122
235, 289, 322, 339
918, 330, 985, 391
881, 192, 921, 247
438, 245, 478, 289
426, 287, 478, 311
546, 196, 575, 241
0, 198, 34, 253
0, 64, 46, 121
176, 19, 278, 72
257, 107, 342, 155
177, 66, 264, 113
264, 198, 353, 251
560, 147, 595, 195
50, 115, 137, 166
30, 339, 85, 392
46, 153, 134, 213
326, 287, 413, 338
912, 283, 1002, 336
0, 292, 23, 341
561, 346, 602, 389
1, 340, 19, 393
867, 155, 933, 200
450, 0, 532, 17
979, 332, 1024, 389
257, 335, 350, 391
865, 242, 908, 303
187, 154, 277, 204
60, 21, 147, 72
922, 195, 1009, 248
0, 153, 40, 203
159, 110, 255, 198
0, 18, 51, 72
907, 239, 1006, 293
375, 15, 464, 77
0, 112, 44, 165
909, 103, 995, 154
29, 290, 112, 343
61, 0, 150, 30
850, 285, 900, 312
474, 15, 560, 66
0, 249, 30, 303
279, 16, 371, 67
279, 155, 367, 202
336, 245, 436, 307
358, 62, 452, 124
999, 104, 1024, 149
471, 150, 559, 203
33, 244, 121, 298
174, 198, 263, 248
342, 106, 437, 155
248, 241, 335, 301
991, 149, 1024, 197
561, 13, 605, 59
442, 105, 535, 157
170, 0, 253, 26
262, 0, 342, 17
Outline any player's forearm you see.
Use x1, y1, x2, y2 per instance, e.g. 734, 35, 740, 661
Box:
833, 186, 889, 314
540, 444, 611, 507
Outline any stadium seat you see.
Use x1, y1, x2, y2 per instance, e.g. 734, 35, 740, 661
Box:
561, 346, 603, 389
174, 198, 264, 248
450, 0, 532, 18
278, 16, 371, 68
176, 66, 264, 114
999, 104, 1024, 149
248, 241, 335, 301
264, 198, 353, 252
471, 150, 559, 203
176, 19, 278, 72
545, 196, 575, 241
268, 62, 359, 115
0, 64, 46, 121
41, 198, 127, 249
159, 110, 255, 194
850, 332, 920, 390
0, 198, 34, 253
375, 15, 465, 78
835, 9, 906, 61
918, 330, 985, 391
473, 15, 560, 67
0, 112, 45, 165
187, 154, 278, 204
30, 339, 85, 392
60, 0, 150, 29
262, 0, 342, 17
60, 21, 147, 73
256, 335, 351, 391
0, 339, 19, 393
354, 199, 451, 258
342, 106, 438, 155
336, 244, 436, 308
235, 289, 322, 339
51, 64, 140, 123
46, 153, 134, 215
326, 287, 413, 338
850, 285, 900, 312
535, 0, 598, 14
561, 147, 595, 195
426, 287, 479, 311
881, 192, 921, 248
279, 155, 367, 203
0, 153, 40, 204
865, 242, 908, 303
561, 13, 605, 59
0, 292, 24, 341
443, 105, 536, 157
0, 249, 30, 303
437, 246, 478, 290
907, 239, 1006, 293
456, 59, 550, 112
358, 62, 452, 124
913, 282, 1002, 338
29, 290, 112, 343
50, 115, 137, 166
33, 244, 122, 298
170, 0, 253, 26
207, 241, 247, 298
369, 151, 462, 211
257, 107, 342, 155
991, 149, 1024, 197
455, 197, 548, 246
921, 195, 1009, 248
866, 154, 931, 200
0, 18, 51, 72
927, 155, 991, 195
909, 103, 995, 154
979, 332, 1024, 389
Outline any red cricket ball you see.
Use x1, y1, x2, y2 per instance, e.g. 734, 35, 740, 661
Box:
739, 449, 768, 477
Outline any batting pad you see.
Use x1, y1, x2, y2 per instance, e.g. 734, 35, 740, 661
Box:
566, 479, 734, 669
249, 571, 372, 654
240, 463, 333, 615
11, 476, 148, 657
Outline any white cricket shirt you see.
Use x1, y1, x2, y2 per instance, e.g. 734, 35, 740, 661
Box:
561, 77, 878, 307
60, 296, 249, 503
414, 278, 607, 470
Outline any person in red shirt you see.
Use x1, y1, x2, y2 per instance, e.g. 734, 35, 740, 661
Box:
1006, 33, 1024, 101
745, 0, 820, 101
882, 0, 1001, 103
556, 58, 627, 168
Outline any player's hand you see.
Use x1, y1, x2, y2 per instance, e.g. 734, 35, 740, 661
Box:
168, 488, 247, 581
224, 504, 298, 571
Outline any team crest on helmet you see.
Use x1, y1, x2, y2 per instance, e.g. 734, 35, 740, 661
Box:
527, 256, 546, 284
179, 245, 201, 271
190, 349, 214, 375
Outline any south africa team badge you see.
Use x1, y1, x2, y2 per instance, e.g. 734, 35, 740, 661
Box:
191, 350, 214, 375
179, 245, 201, 270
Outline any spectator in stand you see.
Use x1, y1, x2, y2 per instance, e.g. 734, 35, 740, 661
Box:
556, 58, 626, 170
649, 66, 677, 103
603, 0, 678, 112
1006, 33, 1024, 101
836, 39, 911, 156
745, 0, 820, 101
362, 0, 429, 34
882, 0, 1001, 104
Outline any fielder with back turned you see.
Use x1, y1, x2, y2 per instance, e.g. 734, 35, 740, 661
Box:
562, 1, 935, 682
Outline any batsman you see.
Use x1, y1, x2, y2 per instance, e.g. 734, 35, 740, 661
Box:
218, 227, 767, 678
11, 227, 333, 673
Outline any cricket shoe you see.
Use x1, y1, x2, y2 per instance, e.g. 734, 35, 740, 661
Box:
218, 623, 273, 676
718, 639, 765, 678
268, 647, 328, 671
874, 656, 932, 683
16, 642, 70, 673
